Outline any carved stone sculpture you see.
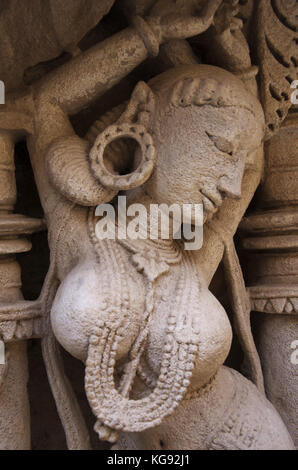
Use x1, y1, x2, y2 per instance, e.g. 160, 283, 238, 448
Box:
0, 0, 296, 450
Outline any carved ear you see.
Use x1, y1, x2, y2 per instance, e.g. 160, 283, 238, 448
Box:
118, 81, 156, 128
89, 81, 157, 191
46, 84, 157, 204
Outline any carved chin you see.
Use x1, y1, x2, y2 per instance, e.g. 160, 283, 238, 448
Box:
201, 195, 220, 222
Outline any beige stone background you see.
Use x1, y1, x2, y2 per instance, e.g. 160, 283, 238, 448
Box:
0, 0, 297, 449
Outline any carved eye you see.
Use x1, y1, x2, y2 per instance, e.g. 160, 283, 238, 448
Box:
206, 132, 235, 158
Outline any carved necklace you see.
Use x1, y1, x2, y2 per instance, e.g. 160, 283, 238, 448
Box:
86, 208, 201, 443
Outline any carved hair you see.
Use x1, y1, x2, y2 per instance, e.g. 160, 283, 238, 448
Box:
149, 65, 265, 128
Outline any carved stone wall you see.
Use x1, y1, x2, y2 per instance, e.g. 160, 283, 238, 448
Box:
0, 0, 297, 450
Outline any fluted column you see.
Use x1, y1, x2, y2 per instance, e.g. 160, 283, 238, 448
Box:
240, 113, 298, 446
0, 131, 44, 449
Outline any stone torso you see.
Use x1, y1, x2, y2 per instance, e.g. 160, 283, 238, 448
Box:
50, 209, 232, 392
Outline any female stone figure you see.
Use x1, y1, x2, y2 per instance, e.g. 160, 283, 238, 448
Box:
20, 0, 294, 450
32, 62, 293, 449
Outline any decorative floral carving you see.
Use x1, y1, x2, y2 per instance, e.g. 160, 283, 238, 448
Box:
257, 0, 298, 137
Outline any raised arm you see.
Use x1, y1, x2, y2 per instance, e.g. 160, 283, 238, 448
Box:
34, 0, 222, 116
28, 1, 223, 217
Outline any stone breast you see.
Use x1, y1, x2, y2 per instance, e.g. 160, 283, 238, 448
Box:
51, 242, 232, 392
142, 259, 233, 391
50, 254, 145, 362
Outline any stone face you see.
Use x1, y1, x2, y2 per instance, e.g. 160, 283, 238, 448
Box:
0, 0, 296, 451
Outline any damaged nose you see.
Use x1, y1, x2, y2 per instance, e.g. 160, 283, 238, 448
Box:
218, 175, 242, 200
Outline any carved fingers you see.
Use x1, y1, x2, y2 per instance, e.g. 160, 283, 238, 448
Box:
209, 0, 251, 72
147, 0, 223, 43
213, 0, 242, 34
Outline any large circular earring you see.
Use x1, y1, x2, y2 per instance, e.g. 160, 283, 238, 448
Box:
89, 123, 156, 191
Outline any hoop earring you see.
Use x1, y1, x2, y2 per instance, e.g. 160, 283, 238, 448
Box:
89, 123, 156, 191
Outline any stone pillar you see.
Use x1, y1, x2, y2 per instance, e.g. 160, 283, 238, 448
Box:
0, 131, 44, 449
240, 113, 298, 446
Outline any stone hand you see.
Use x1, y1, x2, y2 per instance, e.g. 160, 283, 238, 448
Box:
213, 0, 242, 34
211, 0, 251, 71
147, 0, 223, 43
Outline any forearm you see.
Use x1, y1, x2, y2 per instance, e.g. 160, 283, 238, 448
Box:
28, 24, 156, 218
36, 27, 151, 116
34, 0, 224, 114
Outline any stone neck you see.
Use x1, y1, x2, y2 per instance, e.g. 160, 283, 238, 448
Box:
116, 189, 178, 251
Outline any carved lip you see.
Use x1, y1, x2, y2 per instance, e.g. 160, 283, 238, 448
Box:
201, 190, 223, 215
